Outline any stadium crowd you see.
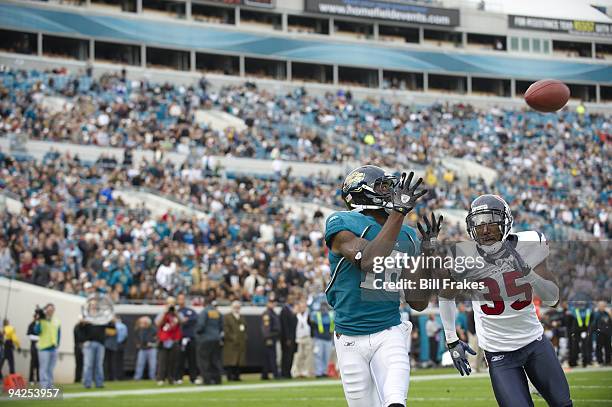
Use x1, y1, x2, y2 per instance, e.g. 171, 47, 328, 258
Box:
0, 65, 609, 314
2, 149, 608, 303
0, 68, 609, 238
0, 151, 333, 304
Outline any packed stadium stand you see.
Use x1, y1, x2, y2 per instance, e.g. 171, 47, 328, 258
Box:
0, 66, 609, 302
0, 0, 609, 305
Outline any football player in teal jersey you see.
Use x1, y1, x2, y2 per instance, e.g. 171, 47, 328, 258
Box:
325, 165, 442, 407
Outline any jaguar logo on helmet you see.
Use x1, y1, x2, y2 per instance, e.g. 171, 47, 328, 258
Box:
341, 165, 397, 212
343, 171, 366, 193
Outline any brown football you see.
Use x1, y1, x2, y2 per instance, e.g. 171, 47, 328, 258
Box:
524, 79, 570, 113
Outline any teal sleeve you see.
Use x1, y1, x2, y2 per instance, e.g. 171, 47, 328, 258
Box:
324, 213, 348, 249
403, 226, 421, 255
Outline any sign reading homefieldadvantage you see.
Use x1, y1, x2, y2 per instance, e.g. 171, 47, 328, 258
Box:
305, 0, 460, 27
370, 252, 485, 291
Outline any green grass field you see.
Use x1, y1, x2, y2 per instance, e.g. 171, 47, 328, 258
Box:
6, 368, 611, 407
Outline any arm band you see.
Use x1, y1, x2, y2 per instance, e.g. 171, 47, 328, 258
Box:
439, 297, 459, 343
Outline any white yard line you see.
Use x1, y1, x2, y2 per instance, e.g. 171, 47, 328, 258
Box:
62, 367, 612, 399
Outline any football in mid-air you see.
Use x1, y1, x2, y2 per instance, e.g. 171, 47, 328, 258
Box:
524, 79, 570, 113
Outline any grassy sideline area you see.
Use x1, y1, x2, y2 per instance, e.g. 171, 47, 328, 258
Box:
54, 367, 456, 393
3, 367, 611, 407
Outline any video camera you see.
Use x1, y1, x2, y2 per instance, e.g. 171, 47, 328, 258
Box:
35, 306, 46, 320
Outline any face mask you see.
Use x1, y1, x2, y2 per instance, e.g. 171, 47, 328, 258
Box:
478, 240, 503, 255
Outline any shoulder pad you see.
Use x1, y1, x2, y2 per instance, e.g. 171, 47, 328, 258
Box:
515, 231, 549, 268
326, 211, 354, 224
326, 211, 371, 230
514, 231, 546, 243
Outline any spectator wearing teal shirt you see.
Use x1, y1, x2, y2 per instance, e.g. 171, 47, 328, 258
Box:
182, 254, 195, 271
155, 221, 171, 240
109, 259, 133, 294
228, 221, 240, 241
252, 286, 268, 306
96, 262, 112, 284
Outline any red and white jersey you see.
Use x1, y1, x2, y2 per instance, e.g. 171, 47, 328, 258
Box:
451, 231, 548, 352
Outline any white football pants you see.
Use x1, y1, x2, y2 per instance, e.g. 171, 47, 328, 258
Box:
334, 320, 412, 407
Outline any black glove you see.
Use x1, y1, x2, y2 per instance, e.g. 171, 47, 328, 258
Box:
503, 241, 532, 277
448, 340, 476, 376
391, 171, 427, 216
417, 212, 443, 253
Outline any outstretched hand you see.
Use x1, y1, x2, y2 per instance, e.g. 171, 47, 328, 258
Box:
417, 212, 443, 253
391, 172, 427, 216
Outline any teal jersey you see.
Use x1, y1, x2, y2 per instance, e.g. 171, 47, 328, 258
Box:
324, 211, 420, 336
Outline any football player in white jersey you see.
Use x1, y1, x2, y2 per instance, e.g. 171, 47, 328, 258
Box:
438, 194, 572, 407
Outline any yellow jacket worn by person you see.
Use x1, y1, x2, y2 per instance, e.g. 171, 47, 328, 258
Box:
35, 318, 61, 350
3, 325, 21, 349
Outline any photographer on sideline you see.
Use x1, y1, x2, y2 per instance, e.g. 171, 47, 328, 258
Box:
27, 313, 40, 385
155, 297, 184, 385
33, 304, 61, 389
